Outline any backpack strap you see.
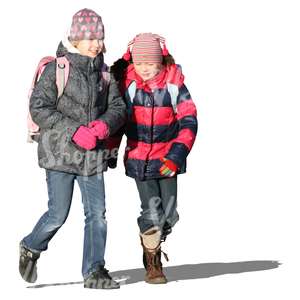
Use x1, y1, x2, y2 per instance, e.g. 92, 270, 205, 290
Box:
125, 81, 137, 118
101, 63, 111, 84
166, 64, 182, 113
166, 83, 179, 113
56, 56, 69, 99
127, 81, 137, 102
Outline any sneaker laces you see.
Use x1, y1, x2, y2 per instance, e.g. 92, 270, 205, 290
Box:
98, 266, 113, 280
20, 246, 40, 260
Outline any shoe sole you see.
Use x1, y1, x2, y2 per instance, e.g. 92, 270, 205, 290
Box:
84, 280, 120, 289
84, 284, 120, 289
145, 276, 168, 284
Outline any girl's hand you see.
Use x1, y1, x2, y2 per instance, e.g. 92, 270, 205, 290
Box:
159, 157, 178, 177
88, 120, 109, 140
72, 126, 97, 150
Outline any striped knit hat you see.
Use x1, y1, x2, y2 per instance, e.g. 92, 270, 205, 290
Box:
69, 8, 104, 41
123, 33, 169, 63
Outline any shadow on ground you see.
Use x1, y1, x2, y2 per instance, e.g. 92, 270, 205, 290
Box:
27, 260, 280, 288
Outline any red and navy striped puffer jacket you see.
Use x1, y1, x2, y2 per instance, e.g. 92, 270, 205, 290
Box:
121, 63, 197, 180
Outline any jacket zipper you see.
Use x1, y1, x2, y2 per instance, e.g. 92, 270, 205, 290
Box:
144, 92, 154, 173
87, 60, 93, 124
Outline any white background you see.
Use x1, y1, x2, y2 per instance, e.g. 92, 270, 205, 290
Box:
0, 0, 299, 299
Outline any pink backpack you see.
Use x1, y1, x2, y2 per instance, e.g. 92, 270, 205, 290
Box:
27, 56, 110, 143
27, 56, 70, 142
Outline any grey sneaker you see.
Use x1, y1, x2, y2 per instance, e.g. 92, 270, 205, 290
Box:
84, 266, 120, 289
19, 244, 40, 283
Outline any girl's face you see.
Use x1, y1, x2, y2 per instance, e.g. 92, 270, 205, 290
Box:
73, 39, 104, 58
133, 62, 163, 81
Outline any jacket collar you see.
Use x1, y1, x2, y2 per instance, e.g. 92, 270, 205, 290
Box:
125, 63, 184, 91
56, 37, 103, 73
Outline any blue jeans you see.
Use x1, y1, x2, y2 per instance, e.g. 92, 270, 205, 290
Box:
135, 177, 179, 235
22, 170, 107, 278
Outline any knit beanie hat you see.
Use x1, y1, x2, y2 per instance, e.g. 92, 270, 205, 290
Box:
123, 33, 169, 63
69, 8, 104, 41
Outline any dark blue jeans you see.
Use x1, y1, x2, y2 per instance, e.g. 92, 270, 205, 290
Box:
135, 176, 179, 236
22, 170, 107, 278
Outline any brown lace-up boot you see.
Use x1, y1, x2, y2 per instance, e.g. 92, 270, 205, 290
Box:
140, 227, 168, 284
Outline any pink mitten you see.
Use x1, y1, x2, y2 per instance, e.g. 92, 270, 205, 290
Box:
88, 120, 109, 140
72, 126, 97, 150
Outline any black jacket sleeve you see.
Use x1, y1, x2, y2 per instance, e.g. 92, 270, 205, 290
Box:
97, 74, 127, 135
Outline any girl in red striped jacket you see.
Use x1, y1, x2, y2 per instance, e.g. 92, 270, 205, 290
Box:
111, 33, 198, 284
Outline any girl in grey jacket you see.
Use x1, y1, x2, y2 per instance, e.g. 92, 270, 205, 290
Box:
19, 8, 126, 289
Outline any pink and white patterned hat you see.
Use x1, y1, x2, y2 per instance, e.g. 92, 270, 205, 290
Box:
69, 8, 104, 41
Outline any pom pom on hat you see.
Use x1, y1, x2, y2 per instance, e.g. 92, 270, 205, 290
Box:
162, 44, 169, 56
122, 47, 131, 61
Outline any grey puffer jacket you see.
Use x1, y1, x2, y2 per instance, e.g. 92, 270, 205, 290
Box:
29, 41, 126, 176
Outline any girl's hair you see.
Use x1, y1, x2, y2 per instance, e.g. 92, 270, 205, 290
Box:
111, 53, 176, 82
162, 53, 175, 65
